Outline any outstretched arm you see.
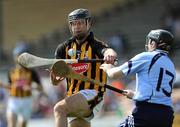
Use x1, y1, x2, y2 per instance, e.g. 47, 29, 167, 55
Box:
100, 63, 124, 79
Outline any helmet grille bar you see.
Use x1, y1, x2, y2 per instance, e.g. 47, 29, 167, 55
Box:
68, 8, 91, 22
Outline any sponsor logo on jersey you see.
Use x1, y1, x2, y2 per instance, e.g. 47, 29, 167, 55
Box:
68, 63, 89, 73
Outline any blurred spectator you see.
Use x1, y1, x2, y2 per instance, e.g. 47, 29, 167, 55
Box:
174, 68, 180, 88
172, 16, 180, 43
174, 98, 180, 113
6, 43, 44, 127
161, 5, 180, 55
108, 33, 129, 63
161, 6, 174, 31
102, 79, 124, 113
31, 92, 52, 119
0, 89, 8, 127
172, 88, 180, 113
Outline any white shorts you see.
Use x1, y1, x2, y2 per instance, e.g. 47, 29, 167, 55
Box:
68, 89, 104, 122
7, 97, 33, 120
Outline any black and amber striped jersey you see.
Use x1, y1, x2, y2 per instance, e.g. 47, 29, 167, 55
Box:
8, 66, 41, 97
55, 32, 109, 96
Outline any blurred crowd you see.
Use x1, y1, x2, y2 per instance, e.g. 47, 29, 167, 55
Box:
1, 1, 180, 127
161, 4, 180, 55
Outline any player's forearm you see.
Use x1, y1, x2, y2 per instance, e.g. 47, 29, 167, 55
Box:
106, 67, 124, 79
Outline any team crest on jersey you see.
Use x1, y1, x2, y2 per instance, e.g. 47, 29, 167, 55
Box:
68, 63, 89, 74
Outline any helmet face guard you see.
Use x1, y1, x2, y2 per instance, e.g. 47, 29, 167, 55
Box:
146, 29, 174, 52
68, 8, 91, 23
69, 13, 90, 21
68, 8, 92, 40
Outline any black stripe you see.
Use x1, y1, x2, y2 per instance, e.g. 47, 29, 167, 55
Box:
89, 83, 94, 89
148, 53, 165, 74
66, 78, 71, 91
91, 63, 96, 79
99, 69, 103, 82
162, 89, 171, 97
127, 61, 132, 75
76, 44, 81, 59
71, 79, 78, 93
79, 83, 85, 91
89, 61, 95, 89
91, 52, 96, 79
156, 68, 163, 91
89, 51, 96, 89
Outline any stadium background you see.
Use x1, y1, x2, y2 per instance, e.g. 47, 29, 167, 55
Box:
0, 0, 180, 127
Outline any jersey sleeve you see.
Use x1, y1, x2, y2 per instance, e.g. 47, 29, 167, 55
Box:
55, 42, 67, 59
118, 52, 149, 76
91, 39, 109, 58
